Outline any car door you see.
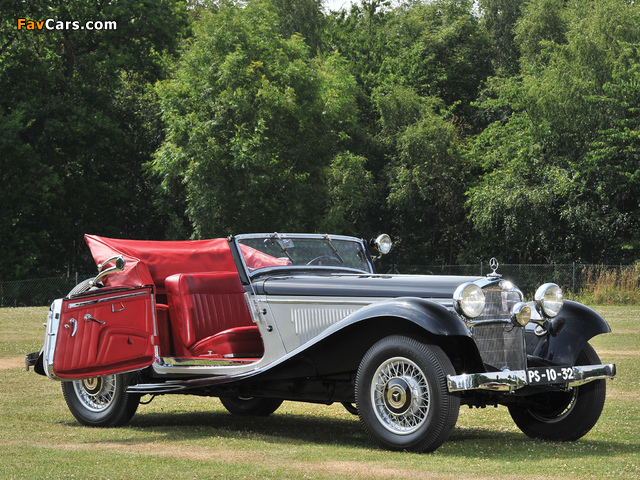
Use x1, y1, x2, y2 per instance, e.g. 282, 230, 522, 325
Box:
53, 286, 156, 379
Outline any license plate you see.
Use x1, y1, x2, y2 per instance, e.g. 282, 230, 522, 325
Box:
526, 366, 575, 385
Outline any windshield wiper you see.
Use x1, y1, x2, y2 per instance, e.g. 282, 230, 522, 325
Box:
323, 234, 344, 264
271, 232, 294, 263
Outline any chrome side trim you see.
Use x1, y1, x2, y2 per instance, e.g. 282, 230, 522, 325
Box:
447, 363, 616, 393
43, 299, 63, 380
267, 298, 375, 306
67, 290, 148, 309
291, 307, 359, 343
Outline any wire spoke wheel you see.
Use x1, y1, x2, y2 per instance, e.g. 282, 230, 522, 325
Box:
356, 335, 459, 453
73, 376, 117, 413
62, 373, 140, 427
372, 357, 431, 435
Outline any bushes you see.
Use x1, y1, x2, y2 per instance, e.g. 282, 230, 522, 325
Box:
578, 265, 640, 305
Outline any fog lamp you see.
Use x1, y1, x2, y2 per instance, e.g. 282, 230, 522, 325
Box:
512, 302, 531, 326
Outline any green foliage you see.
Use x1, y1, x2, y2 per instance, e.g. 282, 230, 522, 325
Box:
153, 1, 360, 237
375, 85, 470, 263
0, 0, 189, 278
320, 152, 374, 234
479, 0, 525, 75
4, 0, 640, 274
380, 0, 494, 121
466, 0, 640, 263
272, 0, 326, 52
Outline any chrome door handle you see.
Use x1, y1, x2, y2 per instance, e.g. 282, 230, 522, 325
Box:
64, 318, 78, 337
84, 314, 105, 325
111, 302, 125, 313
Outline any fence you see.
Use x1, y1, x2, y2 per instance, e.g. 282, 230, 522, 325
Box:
0, 274, 94, 308
386, 263, 639, 300
1, 264, 637, 307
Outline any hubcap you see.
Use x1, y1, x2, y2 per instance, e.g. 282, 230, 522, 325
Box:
371, 357, 431, 435
73, 375, 117, 413
384, 378, 412, 414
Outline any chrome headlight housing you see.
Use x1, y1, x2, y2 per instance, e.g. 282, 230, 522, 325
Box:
534, 283, 564, 318
372, 234, 392, 255
511, 302, 532, 326
454, 283, 485, 319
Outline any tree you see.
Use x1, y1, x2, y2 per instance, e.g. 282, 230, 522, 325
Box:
379, 0, 494, 125
152, 0, 361, 237
0, 0, 189, 278
478, 0, 525, 76
375, 85, 469, 264
466, 0, 640, 263
272, 0, 326, 52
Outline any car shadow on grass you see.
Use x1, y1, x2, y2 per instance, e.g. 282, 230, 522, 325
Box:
123, 408, 370, 449
66, 406, 638, 457
443, 426, 639, 459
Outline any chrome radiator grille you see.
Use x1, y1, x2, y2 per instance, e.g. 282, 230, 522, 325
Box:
475, 289, 522, 322
470, 323, 526, 371
470, 285, 527, 371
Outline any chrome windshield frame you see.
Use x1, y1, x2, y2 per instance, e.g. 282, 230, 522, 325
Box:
232, 233, 376, 279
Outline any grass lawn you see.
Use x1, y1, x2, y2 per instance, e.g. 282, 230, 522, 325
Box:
1, 305, 638, 479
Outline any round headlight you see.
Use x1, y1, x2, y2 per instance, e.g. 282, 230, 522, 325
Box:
512, 302, 531, 326
374, 234, 392, 255
454, 283, 485, 319
534, 283, 564, 318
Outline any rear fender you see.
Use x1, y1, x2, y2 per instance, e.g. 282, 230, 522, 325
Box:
527, 300, 611, 365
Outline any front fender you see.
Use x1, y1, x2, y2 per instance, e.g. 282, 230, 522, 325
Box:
528, 300, 611, 366
342, 297, 471, 337
292, 297, 483, 376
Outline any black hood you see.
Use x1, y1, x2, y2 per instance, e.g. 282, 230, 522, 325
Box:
255, 273, 483, 299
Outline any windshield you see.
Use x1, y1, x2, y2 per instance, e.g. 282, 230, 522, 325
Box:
236, 234, 372, 274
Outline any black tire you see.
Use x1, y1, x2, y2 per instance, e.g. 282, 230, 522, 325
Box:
61, 373, 140, 427
355, 335, 460, 453
219, 396, 283, 416
341, 402, 358, 415
509, 343, 607, 441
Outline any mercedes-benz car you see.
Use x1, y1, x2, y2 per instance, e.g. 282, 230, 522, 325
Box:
26, 233, 616, 452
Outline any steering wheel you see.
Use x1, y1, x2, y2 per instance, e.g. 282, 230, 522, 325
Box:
306, 255, 342, 266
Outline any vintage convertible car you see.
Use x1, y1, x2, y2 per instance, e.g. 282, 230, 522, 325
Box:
26, 233, 616, 452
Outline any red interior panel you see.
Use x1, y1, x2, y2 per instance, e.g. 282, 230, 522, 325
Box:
165, 272, 262, 358
54, 287, 155, 378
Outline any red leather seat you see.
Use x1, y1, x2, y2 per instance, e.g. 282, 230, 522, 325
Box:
165, 272, 263, 358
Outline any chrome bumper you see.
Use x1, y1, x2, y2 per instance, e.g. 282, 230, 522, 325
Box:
25, 351, 39, 371
447, 363, 616, 393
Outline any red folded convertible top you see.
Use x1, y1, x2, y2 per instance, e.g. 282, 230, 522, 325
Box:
85, 235, 238, 293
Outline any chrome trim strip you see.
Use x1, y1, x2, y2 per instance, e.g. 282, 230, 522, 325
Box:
266, 297, 453, 308
448, 370, 528, 392
267, 298, 375, 306
68, 290, 148, 309
158, 356, 261, 367
567, 363, 617, 387
447, 363, 616, 392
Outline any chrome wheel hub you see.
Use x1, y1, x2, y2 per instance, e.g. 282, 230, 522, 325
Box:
371, 357, 431, 435
73, 375, 117, 413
